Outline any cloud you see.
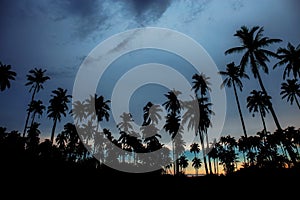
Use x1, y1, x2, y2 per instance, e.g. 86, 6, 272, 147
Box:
50, 0, 109, 40
117, 0, 173, 26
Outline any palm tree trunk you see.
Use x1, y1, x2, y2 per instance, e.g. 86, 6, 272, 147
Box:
50, 117, 58, 144
199, 130, 209, 175
259, 109, 267, 134
23, 86, 38, 137
232, 82, 248, 137
23, 111, 31, 137
255, 70, 282, 130
205, 132, 213, 174
30, 112, 36, 127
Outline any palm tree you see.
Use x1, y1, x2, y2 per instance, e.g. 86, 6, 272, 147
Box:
71, 100, 87, 125
163, 89, 182, 175
247, 90, 271, 133
191, 157, 202, 176
117, 112, 134, 133
225, 25, 282, 131
192, 73, 211, 98
142, 102, 162, 126
0, 62, 16, 91
274, 42, 300, 80
47, 87, 71, 144
23, 68, 50, 136
27, 100, 45, 127
95, 94, 111, 124
191, 73, 212, 174
280, 79, 300, 109
219, 62, 249, 137
178, 155, 189, 174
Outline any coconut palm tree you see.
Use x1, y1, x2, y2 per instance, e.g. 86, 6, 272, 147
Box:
0, 62, 17, 91
192, 157, 202, 176
192, 73, 211, 97
280, 79, 300, 109
178, 155, 189, 174
27, 100, 45, 127
274, 42, 300, 80
23, 68, 50, 136
219, 62, 249, 137
225, 25, 282, 131
71, 100, 87, 125
142, 102, 163, 126
191, 73, 213, 174
47, 87, 71, 144
163, 89, 182, 175
247, 90, 271, 134
95, 94, 111, 123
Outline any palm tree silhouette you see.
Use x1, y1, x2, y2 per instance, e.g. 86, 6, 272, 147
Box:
0, 62, 16, 91
280, 79, 300, 109
191, 157, 202, 176
163, 89, 182, 175
190, 143, 201, 176
27, 100, 45, 127
178, 155, 189, 174
142, 102, 163, 126
219, 62, 249, 138
247, 90, 271, 134
47, 87, 71, 144
95, 94, 111, 124
191, 73, 212, 174
225, 25, 282, 131
23, 68, 50, 137
71, 100, 87, 125
274, 42, 300, 80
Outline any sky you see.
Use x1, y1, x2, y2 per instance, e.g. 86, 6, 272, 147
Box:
1, 0, 300, 157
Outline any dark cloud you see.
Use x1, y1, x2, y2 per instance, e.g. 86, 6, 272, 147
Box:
50, 0, 109, 40
122, 0, 173, 25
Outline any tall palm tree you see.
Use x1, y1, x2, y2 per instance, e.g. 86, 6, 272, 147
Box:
274, 42, 300, 80
247, 90, 271, 133
191, 73, 212, 174
27, 100, 45, 127
280, 79, 300, 109
47, 87, 71, 144
192, 157, 202, 176
163, 89, 182, 175
0, 62, 16, 91
219, 62, 249, 138
225, 25, 282, 131
23, 68, 50, 136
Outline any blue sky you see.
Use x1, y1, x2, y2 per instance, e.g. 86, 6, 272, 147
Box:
0, 0, 300, 145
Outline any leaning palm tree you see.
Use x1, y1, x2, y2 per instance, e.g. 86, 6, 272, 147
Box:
219, 62, 249, 138
225, 25, 282, 131
0, 62, 17, 91
247, 90, 271, 134
280, 79, 300, 109
273, 42, 300, 80
23, 68, 50, 136
47, 87, 71, 144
